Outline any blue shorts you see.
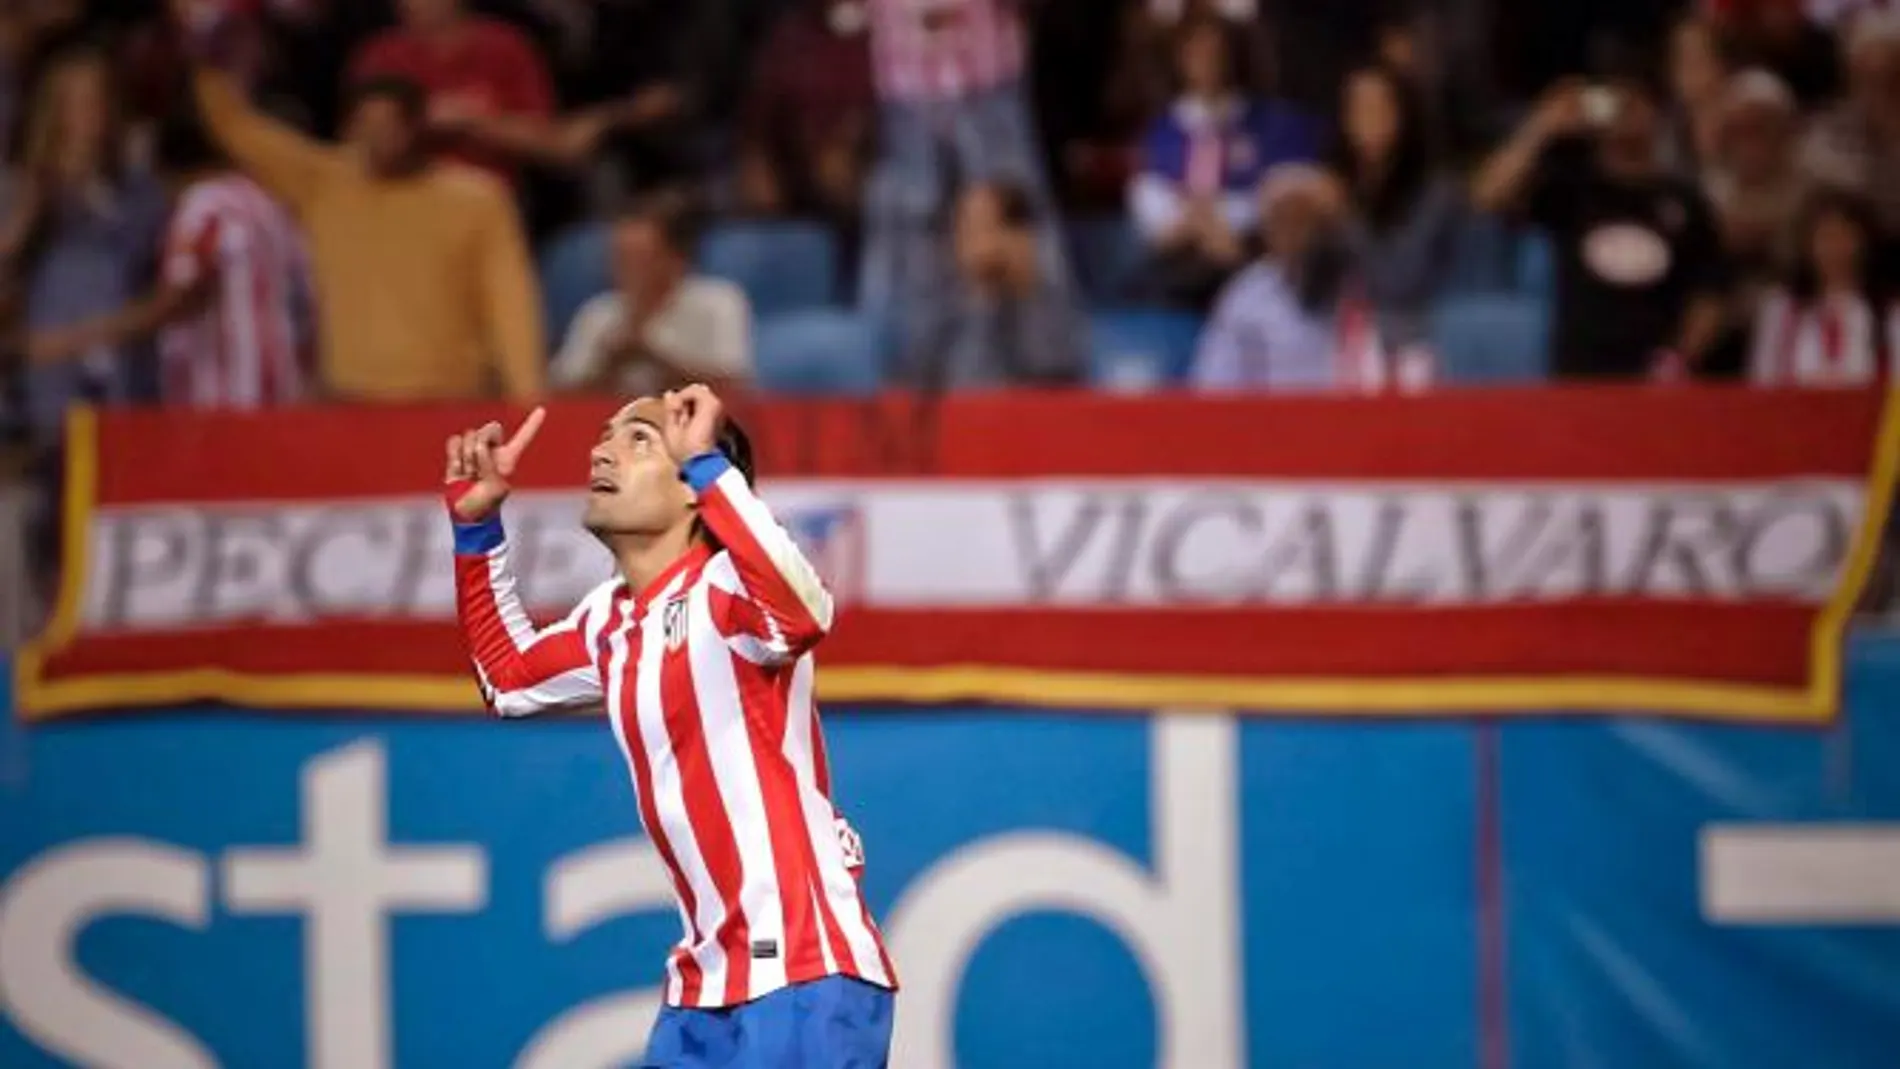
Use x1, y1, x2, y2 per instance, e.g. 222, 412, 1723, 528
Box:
641, 976, 894, 1069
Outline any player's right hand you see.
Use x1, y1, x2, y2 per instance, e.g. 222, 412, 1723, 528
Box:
445, 406, 544, 522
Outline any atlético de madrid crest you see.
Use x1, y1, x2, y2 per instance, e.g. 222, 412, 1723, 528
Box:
663, 596, 688, 651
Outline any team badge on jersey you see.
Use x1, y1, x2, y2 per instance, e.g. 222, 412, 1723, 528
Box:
663, 596, 689, 651
836, 817, 866, 871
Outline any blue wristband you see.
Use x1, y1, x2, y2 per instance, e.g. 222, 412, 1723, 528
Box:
682, 451, 733, 493
452, 514, 505, 554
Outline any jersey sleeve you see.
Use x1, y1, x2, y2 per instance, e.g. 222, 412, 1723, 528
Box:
449, 498, 603, 717
163, 196, 223, 290
683, 452, 834, 664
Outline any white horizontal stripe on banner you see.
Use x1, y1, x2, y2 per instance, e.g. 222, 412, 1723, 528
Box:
77, 478, 1865, 630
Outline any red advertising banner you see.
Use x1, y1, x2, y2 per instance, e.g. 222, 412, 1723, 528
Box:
15, 386, 1897, 721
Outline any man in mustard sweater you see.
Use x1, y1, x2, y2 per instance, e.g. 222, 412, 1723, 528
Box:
176, 3, 544, 402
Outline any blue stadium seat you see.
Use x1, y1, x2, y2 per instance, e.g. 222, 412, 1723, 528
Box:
753, 310, 884, 395
699, 222, 839, 316
1088, 309, 1204, 390
538, 222, 613, 344
1442, 214, 1520, 295
1430, 294, 1551, 383
1065, 216, 1146, 302
1515, 231, 1555, 296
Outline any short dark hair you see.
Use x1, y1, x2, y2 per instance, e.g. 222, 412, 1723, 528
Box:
152, 102, 227, 174
715, 415, 756, 486
688, 415, 757, 550
344, 75, 428, 125
617, 189, 706, 257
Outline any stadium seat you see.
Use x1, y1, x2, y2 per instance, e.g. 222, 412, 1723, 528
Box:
1429, 294, 1551, 383
1065, 216, 1146, 302
538, 222, 613, 344
1442, 214, 1520, 295
1088, 309, 1204, 390
753, 309, 884, 395
698, 221, 839, 316
1515, 231, 1555, 296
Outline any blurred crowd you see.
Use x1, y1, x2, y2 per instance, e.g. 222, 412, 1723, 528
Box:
0, 0, 1897, 641
0, 0, 1897, 437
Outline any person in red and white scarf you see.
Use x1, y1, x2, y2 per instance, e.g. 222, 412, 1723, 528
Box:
1749, 187, 1896, 385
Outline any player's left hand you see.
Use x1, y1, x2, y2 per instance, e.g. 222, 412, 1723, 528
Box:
661, 384, 724, 464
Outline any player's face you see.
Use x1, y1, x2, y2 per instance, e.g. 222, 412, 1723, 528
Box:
583, 402, 694, 537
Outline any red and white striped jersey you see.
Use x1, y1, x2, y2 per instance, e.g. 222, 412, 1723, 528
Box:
159, 173, 312, 409
869, 0, 1026, 103
449, 452, 897, 1008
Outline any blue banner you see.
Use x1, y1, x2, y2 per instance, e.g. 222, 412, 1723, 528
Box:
2, 640, 1898, 1068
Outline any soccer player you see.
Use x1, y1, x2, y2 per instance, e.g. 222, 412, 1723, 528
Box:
443, 386, 895, 1066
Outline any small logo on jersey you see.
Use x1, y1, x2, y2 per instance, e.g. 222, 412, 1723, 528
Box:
751, 939, 779, 960
783, 503, 866, 606
836, 817, 866, 871
663, 596, 688, 651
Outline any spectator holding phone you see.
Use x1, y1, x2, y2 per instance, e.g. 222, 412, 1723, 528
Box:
1473, 78, 1731, 380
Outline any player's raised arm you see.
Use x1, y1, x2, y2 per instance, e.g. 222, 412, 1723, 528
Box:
445, 408, 602, 717
664, 386, 835, 660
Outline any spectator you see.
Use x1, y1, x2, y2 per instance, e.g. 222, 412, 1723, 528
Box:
551, 194, 753, 396
1665, 15, 1736, 175
0, 46, 166, 445
0, 2, 81, 157
1191, 164, 1407, 391
347, 0, 559, 184
1472, 79, 1730, 379
1715, 0, 1842, 109
1365, 8, 1475, 159
901, 179, 1084, 391
1749, 187, 1893, 384
24, 103, 312, 408
183, 9, 543, 402
1125, 0, 1280, 117
1802, 12, 1900, 232
1329, 64, 1462, 352
860, 0, 1068, 342
1030, 0, 1148, 209
1129, 14, 1320, 310
1707, 71, 1807, 259
735, 0, 876, 237
1704, 69, 1808, 373
539, 0, 734, 209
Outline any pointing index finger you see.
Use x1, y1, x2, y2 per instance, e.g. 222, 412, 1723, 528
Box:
500, 406, 546, 461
